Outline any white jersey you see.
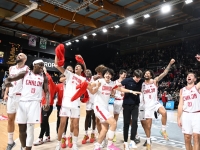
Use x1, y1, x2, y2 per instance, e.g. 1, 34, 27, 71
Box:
9, 65, 28, 96
142, 82, 158, 110
62, 70, 85, 108
20, 71, 44, 101
94, 78, 117, 107
182, 86, 200, 113
114, 79, 124, 100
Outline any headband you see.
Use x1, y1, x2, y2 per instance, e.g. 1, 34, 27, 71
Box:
33, 59, 44, 65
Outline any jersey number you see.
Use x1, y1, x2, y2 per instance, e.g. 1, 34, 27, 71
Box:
188, 102, 192, 107
31, 88, 35, 93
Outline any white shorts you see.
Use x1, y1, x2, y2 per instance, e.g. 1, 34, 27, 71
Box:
139, 106, 145, 120
59, 107, 80, 118
144, 103, 163, 119
86, 102, 94, 111
182, 112, 200, 135
113, 100, 123, 114
7, 94, 21, 114
16, 101, 41, 124
94, 105, 113, 123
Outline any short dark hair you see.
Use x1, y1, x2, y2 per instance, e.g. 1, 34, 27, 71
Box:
102, 68, 115, 77
187, 72, 197, 78
144, 70, 155, 78
75, 63, 85, 72
119, 69, 127, 75
133, 69, 143, 78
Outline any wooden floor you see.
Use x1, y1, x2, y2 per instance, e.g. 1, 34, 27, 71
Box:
0, 101, 181, 150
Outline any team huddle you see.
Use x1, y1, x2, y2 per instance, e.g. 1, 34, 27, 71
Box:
3, 47, 200, 150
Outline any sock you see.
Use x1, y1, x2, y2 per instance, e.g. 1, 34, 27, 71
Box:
92, 130, 95, 134
162, 125, 166, 131
124, 142, 128, 145
62, 133, 66, 138
57, 141, 61, 147
94, 142, 101, 149
8, 132, 14, 144
72, 136, 78, 144
147, 138, 151, 144
69, 132, 73, 137
85, 130, 88, 135
107, 140, 113, 146
107, 130, 115, 140
135, 135, 139, 139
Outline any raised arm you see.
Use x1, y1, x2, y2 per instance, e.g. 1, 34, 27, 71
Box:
177, 89, 183, 128
87, 82, 100, 94
154, 59, 175, 83
115, 86, 141, 95
195, 54, 200, 90
54, 56, 65, 74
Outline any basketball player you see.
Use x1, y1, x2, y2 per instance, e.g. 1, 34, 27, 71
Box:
140, 59, 175, 150
177, 55, 200, 150
112, 69, 127, 142
89, 68, 141, 150
82, 69, 96, 144
4, 59, 50, 150
33, 66, 55, 146
3, 53, 29, 150
54, 55, 87, 150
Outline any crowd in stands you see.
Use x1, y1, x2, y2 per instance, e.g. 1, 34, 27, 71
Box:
107, 37, 200, 103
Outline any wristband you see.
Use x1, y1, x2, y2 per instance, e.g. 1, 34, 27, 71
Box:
129, 90, 132, 93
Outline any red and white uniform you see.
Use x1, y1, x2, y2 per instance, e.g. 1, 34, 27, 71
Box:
16, 71, 44, 124
60, 70, 85, 118
94, 78, 117, 122
181, 86, 200, 134
86, 76, 95, 110
7, 65, 29, 114
113, 80, 124, 114
141, 82, 162, 119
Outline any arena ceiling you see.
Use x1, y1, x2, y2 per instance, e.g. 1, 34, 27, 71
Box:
0, 0, 200, 43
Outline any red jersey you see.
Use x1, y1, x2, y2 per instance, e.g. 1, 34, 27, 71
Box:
41, 73, 56, 106
162, 93, 168, 102
56, 83, 64, 106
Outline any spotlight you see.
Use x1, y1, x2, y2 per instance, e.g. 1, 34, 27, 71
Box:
68, 42, 71, 45
114, 25, 120, 28
102, 28, 107, 33
92, 33, 97, 36
85, 6, 90, 12
65, 43, 69, 46
161, 5, 171, 13
83, 36, 87, 39
75, 39, 79, 42
99, 0, 103, 7
144, 14, 150, 18
127, 18, 134, 25
185, 0, 193, 4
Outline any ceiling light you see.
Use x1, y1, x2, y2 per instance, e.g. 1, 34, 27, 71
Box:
65, 43, 69, 46
185, 0, 193, 4
83, 36, 87, 39
161, 5, 171, 13
144, 14, 150, 18
92, 33, 97, 36
68, 42, 71, 45
114, 25, 120, 28
75, 39, 79, 42
102, 28, 107, 33
127, 18, 134, 25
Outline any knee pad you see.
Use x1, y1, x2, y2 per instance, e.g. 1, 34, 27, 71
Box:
26, 124, 35, 147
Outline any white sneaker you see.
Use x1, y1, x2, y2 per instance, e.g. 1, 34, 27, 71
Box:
44, 136, 50, 142
129, 141, 137, 148
55, 143, 61, 150
100, 140, 106, 148
72, 144, 78, 150
124, 143, 130, 150
33, 138, 43, 146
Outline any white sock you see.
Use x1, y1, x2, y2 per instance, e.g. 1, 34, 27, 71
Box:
92, 130, 95, 133
62, 133, 66, 138
70, 132, 73, 137
107, 130, 115, 140
107, 140, 113, 146
72, 136, 78, 144
85, 130, 88, 135
147, 138, 151, 144
135, 135, 139, 139
162, 125, 166, 131
130, 140, 136, 145
57, 141, 61, 147
8, 132, 14, 144
124, 142, 128, 145
95, 142, 101, 148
